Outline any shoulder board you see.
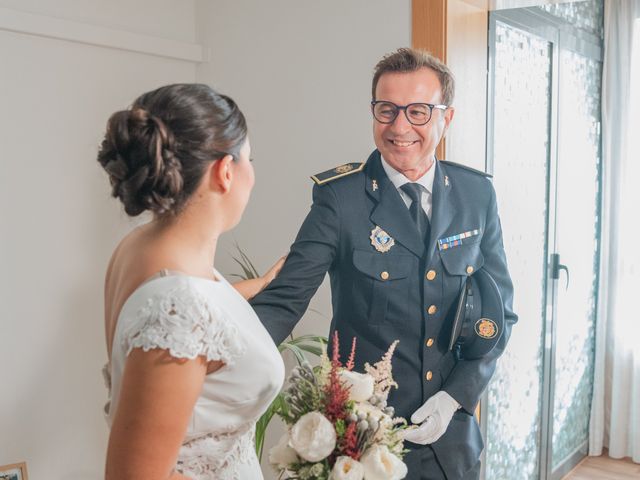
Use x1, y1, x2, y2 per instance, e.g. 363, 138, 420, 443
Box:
311, 162, 365, 185
440, 160, 493, 178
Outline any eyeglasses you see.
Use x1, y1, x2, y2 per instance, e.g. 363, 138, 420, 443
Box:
371, 100, 448, 126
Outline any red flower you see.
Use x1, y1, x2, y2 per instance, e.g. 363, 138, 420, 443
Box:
346, 337, 357, 371
324, 332, 351, 423
340, 421, 361, 460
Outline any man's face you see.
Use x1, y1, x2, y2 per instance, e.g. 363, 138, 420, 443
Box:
372, 68, 454, 180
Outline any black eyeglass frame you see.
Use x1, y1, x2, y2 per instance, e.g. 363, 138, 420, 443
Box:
370, 100, 448, 126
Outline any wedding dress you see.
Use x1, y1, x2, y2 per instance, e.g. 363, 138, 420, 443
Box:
104, 269, 284, 479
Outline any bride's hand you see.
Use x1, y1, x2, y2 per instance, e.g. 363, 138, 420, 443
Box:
262, 255, 286, 287
232, 254, 287, 300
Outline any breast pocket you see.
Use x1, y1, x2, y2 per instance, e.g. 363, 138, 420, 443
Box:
439, 242, 486, 299
440, 242, 485, 276
352, 249, 414, 325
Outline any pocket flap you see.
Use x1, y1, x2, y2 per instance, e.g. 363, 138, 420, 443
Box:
352, 249, 413, 281
440, 243, 485, 276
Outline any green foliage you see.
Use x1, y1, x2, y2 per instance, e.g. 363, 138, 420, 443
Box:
229, 241, 260, 280
279, 334, 328, 362
254, 392, 285, 461
279, 362, 325, 425
292, 460, 330, 480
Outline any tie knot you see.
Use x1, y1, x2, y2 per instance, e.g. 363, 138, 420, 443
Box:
401, 182, 425, 203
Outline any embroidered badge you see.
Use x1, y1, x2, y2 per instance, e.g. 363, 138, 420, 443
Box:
372, 179, 378, 191
311, 163, 364, 185
438, 229, 481, 250
475, 318, 498, 339
370, 226, 395, 253
335, 164, 354, 174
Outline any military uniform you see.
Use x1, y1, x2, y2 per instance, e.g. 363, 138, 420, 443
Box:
251, 150, 517, 479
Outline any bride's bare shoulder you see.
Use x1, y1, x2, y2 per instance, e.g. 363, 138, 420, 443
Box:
106, 225, 150, 286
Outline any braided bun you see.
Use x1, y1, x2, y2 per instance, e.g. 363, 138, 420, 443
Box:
97, 84, 247, 217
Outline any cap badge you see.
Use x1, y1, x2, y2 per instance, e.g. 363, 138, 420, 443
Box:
475, 318, 498, 339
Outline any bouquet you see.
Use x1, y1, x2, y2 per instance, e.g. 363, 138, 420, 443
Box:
269, 332, 408, 480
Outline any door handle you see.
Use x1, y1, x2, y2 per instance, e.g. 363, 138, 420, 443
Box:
550, 253, 570, 290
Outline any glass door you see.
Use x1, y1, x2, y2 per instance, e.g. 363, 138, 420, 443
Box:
484, 17, 553, 480
484, 2, 602, 479
548, 31, 602, 480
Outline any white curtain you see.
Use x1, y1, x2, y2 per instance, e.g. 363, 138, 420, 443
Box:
589, 0, 640, 463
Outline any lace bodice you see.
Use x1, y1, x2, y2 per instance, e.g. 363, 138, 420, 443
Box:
104, 271, 284, 479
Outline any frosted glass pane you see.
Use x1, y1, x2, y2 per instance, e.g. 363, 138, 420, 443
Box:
551, 48, 601, 469
486, 22, 551, 480
538, 1, 603, 39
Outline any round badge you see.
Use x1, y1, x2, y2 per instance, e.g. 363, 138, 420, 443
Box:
475, 318, 498, 339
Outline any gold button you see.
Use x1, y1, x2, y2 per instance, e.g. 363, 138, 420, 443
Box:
380, 271, 389, 280
426, 270, 437, 281
425, 371, 433, 381
426, 338, 434, 347
466, 265, 474, 275
427, 305, 438, 315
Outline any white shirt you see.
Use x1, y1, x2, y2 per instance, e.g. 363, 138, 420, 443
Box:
381, 155, 436, 220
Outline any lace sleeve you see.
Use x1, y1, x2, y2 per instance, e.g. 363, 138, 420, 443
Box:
122, 283, 246, 365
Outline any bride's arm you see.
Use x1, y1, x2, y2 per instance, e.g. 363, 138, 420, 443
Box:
233, 255, 286, 300
106, 349, 222, 480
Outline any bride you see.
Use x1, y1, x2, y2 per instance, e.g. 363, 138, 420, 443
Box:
98, 83, 285, 479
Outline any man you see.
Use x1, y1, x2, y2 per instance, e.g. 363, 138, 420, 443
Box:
251, 48, 517, 480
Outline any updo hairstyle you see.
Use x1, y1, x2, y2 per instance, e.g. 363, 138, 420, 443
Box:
97, 84, 247, 217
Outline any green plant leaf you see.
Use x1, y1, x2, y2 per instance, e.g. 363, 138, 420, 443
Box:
231, 255, 255, 280
255, 393, 285, 459
233, 242, 260, 278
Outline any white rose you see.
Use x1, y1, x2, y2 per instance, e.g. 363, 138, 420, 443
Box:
289, 412, 337, 462
331, 456, 364, 480
339, 370, 375, 402
269, 432, 298, 469
360, 445, 408, 480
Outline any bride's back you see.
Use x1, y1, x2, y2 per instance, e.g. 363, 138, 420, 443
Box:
104, 224, 167, 361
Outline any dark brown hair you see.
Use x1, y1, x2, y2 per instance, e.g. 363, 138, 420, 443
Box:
97, 83, 247, 217
371, 48, 455, 106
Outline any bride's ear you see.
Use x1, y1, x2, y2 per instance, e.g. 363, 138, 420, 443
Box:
208, 154, 234, 194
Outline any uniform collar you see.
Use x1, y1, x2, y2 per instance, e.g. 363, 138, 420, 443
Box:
380, 154, 436, 194
364, 151, 459, 261
364, 151, 425, 258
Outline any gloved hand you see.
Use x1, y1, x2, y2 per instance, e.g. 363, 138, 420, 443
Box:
403, 391, 460, 445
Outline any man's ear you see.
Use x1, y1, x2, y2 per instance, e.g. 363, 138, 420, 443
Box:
208, 154, 234, 193
442, 106, 455, 137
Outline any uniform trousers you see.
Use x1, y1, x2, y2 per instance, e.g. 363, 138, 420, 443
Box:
405, 445, 481, 480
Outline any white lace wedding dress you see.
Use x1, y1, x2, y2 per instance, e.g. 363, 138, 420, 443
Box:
103, 269, 285, 479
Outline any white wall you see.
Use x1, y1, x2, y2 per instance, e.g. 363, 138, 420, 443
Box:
0, 0, 197, 42
0, 1, 198, 478
194, 1, 410, 477
1, 1, 411, 477
196, 0, 411, 315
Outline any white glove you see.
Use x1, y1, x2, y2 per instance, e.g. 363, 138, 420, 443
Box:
403, 391, 460, 445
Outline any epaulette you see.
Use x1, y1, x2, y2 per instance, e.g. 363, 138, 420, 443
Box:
440, 160, 493, 178
311, 162, 365, 185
